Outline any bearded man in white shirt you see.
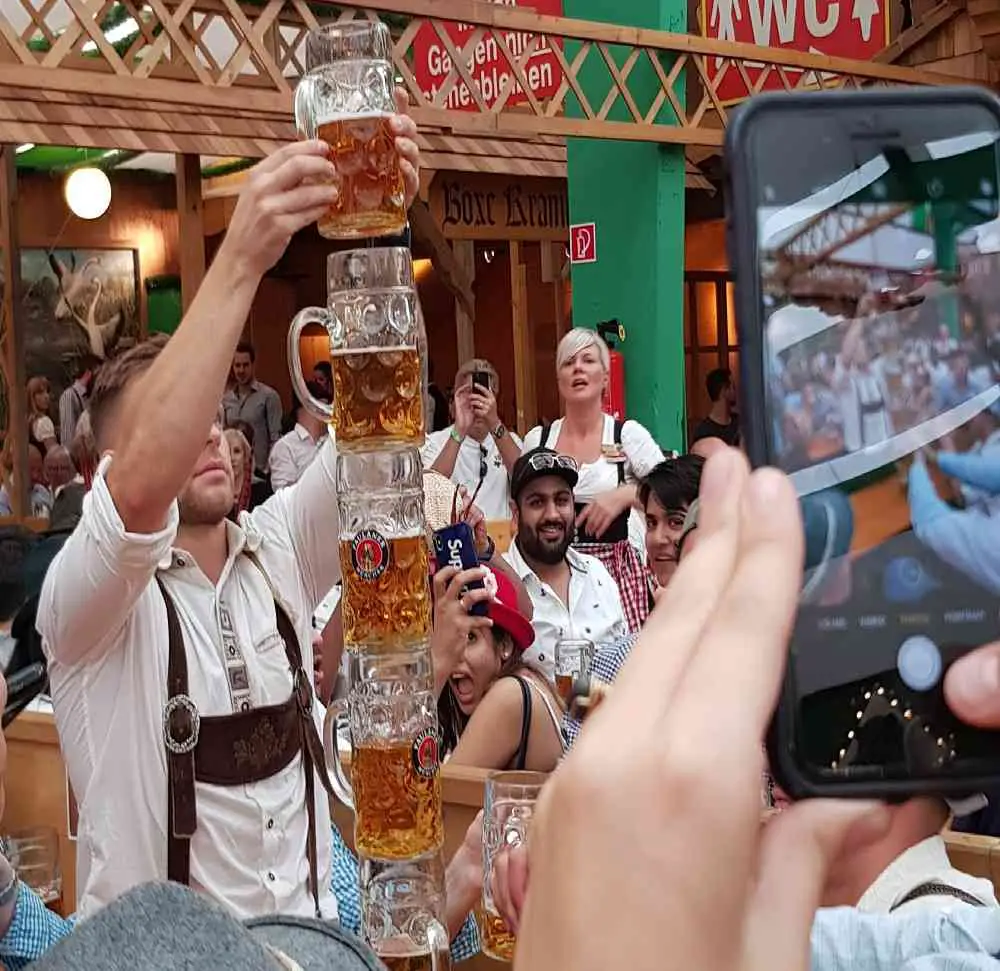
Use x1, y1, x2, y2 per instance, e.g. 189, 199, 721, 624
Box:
503, 447, 627, 681
37, 116, 421, 921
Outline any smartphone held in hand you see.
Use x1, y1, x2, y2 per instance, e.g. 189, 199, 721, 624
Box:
726, 86, 1000, 800
432, 522, 488, 616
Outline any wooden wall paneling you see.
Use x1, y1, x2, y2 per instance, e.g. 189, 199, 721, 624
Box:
0, 147, 27, 515
454, 239, 475, 365
509, 241, 537, 434
176, 154, 206, 311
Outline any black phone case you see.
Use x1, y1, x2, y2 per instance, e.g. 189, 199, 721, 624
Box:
725, 86, 1000, 801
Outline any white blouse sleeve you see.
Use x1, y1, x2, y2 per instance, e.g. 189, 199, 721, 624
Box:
621, 420, 665, 481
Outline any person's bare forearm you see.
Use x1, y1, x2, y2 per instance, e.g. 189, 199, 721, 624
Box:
444, 850, 481, 939
108, 248, 259, 532
430, 435, 461, 478
496, 432, 521, 472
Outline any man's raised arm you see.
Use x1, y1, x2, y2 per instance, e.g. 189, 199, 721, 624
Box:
108, 142, 337, 533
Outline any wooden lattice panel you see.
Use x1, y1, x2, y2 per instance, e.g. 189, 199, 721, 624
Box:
0, 0, 968, 153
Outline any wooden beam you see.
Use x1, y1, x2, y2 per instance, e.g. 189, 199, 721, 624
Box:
0, 146, 27, 516
510, 241, 537, 434
176, 153, 206, 311
875, 1, 961, 63
454, 240, 475, 365
409, 199, 475, 318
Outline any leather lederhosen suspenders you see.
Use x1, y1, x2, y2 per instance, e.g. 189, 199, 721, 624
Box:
157, 555, 334, 914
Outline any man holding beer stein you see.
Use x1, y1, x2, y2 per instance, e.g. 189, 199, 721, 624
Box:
34, 81, 424, 923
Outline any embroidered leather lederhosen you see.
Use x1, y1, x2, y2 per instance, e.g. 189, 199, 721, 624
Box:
157, 556, 334, 914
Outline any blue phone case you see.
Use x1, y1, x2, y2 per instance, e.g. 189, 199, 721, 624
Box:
432, 522, 488, 616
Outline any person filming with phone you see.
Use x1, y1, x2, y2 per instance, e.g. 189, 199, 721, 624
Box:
421, 359, 522, 521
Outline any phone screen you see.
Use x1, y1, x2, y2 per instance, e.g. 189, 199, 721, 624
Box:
472, 370, 490, 391
751, 100, 1000, 785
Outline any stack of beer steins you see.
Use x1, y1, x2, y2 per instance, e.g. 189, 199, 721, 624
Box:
289, 13, 448, 964
289, 240, 446, 970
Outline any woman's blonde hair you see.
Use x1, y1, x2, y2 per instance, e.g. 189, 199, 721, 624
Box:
556, 327, 610, 373
26, 376, 50, 418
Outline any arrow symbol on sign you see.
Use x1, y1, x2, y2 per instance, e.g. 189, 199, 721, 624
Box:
852, 0, 879, 42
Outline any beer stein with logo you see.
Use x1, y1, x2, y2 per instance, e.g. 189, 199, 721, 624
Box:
479, 771, 546, 962
335, 449, 430, 651
294, 20, 405, 239
360, 855, 451, 970
324, 650, 444, 861
287, 247, 426, 452
554, 638, 596, 704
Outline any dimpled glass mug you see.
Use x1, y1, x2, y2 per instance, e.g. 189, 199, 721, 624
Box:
293, 20, 405, 240
335, 449, 430, 652
287, 247, 426, 453
324, 650, 444, 861
478, 771, 546, 962
360, 855, 451, 970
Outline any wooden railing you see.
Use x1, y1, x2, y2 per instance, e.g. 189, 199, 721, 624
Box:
0, 0, 967, 156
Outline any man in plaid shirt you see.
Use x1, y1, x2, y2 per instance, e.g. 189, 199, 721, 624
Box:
563, 455, 704, 747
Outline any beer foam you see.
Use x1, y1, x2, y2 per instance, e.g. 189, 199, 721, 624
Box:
330, 344, 414, 356
316, 109, 394, 126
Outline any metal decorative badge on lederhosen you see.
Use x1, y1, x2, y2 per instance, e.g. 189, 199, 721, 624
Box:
157, 552, 334, 915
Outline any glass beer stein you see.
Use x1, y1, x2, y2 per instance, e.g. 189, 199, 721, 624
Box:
294, 20, 405, 239
324, 650, 444, 861
361, 855, 451, 970
479, 771, 546, 963
554, 638, 596, 704
335, 449, 431, 650
287, 247, 426, 452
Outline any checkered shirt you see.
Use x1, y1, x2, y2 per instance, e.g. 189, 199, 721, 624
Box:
0, 827, 480, 967
576, 541, 651, 634
562, 631, 639, 748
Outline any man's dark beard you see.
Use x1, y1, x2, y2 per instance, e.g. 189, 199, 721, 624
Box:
518, 520, 572, 565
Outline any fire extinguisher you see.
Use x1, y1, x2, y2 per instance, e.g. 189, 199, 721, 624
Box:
596, 319, 627, 421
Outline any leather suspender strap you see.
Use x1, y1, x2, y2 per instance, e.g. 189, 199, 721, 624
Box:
159, 575, 199, 890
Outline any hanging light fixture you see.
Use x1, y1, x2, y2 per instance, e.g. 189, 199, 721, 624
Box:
65, 166, 112, 220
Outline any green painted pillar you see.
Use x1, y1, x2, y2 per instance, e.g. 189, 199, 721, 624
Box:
562, 0, 687, 452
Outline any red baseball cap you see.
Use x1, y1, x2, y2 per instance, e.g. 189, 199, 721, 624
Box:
482, 565, 534, 654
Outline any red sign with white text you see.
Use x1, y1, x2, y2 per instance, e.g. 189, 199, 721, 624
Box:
701, 0, 890, 102
412, 0, 563, 112
570, 223, 597, 264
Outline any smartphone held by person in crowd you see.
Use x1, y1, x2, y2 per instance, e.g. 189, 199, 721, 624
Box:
726, 85, 1000, 800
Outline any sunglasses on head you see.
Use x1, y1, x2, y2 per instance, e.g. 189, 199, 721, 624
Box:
525, 452, 579, 474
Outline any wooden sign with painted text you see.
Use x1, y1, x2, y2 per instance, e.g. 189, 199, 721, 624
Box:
429, 173, 569, 242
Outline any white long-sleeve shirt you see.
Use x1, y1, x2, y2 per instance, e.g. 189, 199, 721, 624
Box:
38, 440, 342, 920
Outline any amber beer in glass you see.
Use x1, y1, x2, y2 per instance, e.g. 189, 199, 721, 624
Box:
361, 856, 451, 970
479, 771, 546, 962
287, 247, 427, 452
336, 449, 431, 650
294, 21, 405, 239
554, 638, 596, 703
324, 651, 444, 861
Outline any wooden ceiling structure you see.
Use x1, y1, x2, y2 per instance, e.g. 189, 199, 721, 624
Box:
0, 0, 974, 511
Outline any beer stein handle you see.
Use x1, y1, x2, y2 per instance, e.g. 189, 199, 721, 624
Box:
293, 74, 317, 139
322, 699, 354, 810
287, 307, 335, 423
424, 919, 450, 971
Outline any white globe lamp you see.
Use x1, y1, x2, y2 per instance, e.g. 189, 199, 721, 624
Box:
64, 167, 112, 220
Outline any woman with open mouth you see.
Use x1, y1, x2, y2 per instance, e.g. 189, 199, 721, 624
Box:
519, 327, 666, 635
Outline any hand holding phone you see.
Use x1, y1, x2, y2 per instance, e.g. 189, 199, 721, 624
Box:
726, 86, 1000, 800
432, 522, 488, 616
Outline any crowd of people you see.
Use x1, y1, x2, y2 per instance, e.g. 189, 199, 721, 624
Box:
2, 91, 1000, 971
772, 294, 1000, 472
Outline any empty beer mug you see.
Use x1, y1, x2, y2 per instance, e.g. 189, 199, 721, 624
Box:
287, 247, 426, 452
554, 638, 595, 703
294, 20, 405, 239
361, 855, 450, 970
479, 771, 546, 963
336, 449, 431, 651
324, 650, 444, 861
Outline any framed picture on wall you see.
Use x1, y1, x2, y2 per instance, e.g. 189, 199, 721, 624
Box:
21, 247, 140, 396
